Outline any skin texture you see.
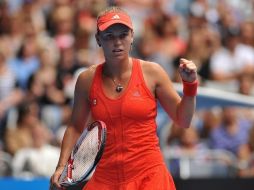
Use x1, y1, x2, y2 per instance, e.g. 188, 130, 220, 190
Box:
50, 23, 197, 189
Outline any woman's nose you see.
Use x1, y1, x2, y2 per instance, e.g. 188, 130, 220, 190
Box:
113, 36, 121, 45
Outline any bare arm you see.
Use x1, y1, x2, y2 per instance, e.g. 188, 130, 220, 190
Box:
50, 67, 95, 189
144, 59, 197, 128
175, 58, 198, 128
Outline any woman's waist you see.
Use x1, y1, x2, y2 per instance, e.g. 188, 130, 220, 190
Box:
94, 150, 164, 183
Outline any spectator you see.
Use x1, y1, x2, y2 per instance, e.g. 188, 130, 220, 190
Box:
238, 74, 254, 96
0, 45, 23, 147
3, 13, 24, 58
209, 28, 254, 91
166, 126, 209, 177
209, 107, 252, 155
0, 0, 11, 36
4, 101, 40, 155
12, 123, 60, 178
240, 20, 254, 48
196, 108, 221, 141
237, 124, 254, 177
7, 36, 40, 90
173, 26, 219, 82
50, 5, 75, 42
169, 125, 208, 154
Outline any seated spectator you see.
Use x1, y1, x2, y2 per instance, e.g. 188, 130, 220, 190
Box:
169, 126, 208, 156
209, 28, 254, 91
239, 20, 254, 48
4, 101, 40, 155
0, 45, 24, 147
197, 108, 221, 140
7, 36, 40, 90
209, 107, 252, 155
238, 74, 254, 96
12, 123, 60, 178
165, 126, 210, 177
237, 125, 254, 177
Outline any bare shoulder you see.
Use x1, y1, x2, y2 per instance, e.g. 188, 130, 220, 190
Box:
139, 59, 168, 81
138, 59, 170, 94
76, 64, 100, 92
78, 64, 100, 82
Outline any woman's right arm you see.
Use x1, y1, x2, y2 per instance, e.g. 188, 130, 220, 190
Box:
50, 67, 95, 189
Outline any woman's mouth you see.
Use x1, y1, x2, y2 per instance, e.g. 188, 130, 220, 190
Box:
112, 49, 123, 52
112, 49, 124, 56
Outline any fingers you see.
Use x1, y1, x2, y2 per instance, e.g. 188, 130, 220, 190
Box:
178, 58, 198, 82
50, 173, 62, 190
179, 58, 197, 73
49, 182, 57, 190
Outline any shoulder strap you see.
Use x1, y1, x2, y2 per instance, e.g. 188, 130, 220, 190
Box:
132, 58, 143, 85
89, 63, 103, 99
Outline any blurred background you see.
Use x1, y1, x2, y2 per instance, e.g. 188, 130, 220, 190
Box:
0, 0, 254, 189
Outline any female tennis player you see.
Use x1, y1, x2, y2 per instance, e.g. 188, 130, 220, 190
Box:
50, 6, 198, 190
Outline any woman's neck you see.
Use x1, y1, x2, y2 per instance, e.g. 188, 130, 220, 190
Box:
103, 57, 132, 78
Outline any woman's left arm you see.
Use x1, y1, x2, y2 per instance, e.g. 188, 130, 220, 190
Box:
154, 59, 198, 128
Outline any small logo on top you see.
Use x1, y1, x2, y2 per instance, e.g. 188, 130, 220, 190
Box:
132, 91, 141, 97
90, 98, 97, 106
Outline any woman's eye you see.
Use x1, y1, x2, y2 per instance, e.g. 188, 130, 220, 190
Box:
103, 34, 113, 40
120, 33, 128, 39
102, 32, 128, 40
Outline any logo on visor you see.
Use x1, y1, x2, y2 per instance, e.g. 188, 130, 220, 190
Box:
112, 14, 120, 19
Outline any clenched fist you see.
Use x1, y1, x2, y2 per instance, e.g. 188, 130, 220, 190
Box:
178, 58, 197, 82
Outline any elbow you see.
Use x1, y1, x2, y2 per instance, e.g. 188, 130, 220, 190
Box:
175, 106, 195, 129
182, 123, 191, 128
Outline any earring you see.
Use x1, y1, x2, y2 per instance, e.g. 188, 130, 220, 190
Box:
98, 44, 101, 47
130, 43, 133, 51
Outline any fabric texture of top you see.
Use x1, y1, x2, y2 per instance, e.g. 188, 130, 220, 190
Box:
84, 58, 175, 189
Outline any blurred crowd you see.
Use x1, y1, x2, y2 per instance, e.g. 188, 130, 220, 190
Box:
0, 0, 254, 179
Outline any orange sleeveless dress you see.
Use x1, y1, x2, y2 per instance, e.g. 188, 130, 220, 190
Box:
84, 58, 176, 190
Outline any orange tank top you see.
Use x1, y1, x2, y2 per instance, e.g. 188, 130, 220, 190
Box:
89, 58, 164, 184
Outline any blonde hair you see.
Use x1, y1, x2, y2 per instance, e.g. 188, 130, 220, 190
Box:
97, 6, 129, 20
